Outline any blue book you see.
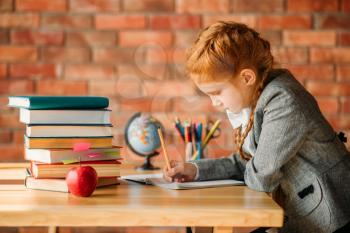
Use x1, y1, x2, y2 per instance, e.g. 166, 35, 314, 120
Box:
8, 96, 109, 110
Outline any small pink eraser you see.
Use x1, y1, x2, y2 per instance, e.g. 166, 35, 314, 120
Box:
73, 143, 91, 152
87, 153, 103, 158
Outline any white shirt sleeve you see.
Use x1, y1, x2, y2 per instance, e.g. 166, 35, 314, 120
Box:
189, 162, 200, 181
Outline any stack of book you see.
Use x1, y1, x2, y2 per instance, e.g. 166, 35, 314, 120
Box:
8, 96, 122, 193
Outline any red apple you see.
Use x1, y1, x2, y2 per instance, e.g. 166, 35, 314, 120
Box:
66, 166, 98, 197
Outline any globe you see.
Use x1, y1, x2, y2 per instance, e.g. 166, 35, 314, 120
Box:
124, 112, 164, 170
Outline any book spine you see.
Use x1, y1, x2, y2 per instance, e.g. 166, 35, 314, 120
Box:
29, 97, 109, 110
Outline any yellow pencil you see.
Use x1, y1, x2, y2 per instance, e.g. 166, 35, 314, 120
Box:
203, 119, 221, 146
157, 127, 171, 170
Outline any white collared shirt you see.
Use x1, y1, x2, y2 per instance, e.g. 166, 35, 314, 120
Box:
226, 107, 255, 156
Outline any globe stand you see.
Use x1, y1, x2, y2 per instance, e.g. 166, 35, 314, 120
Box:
136, 151, 160, 171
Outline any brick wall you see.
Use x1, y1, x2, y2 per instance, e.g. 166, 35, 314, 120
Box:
0, 0, 349, 162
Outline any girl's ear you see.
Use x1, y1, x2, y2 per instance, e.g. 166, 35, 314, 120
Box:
239, 69, 256, 86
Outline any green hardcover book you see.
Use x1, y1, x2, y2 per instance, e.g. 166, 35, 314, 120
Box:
8, 96, 109, 110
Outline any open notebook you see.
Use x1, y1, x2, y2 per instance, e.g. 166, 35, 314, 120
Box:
120, 173, 245, 190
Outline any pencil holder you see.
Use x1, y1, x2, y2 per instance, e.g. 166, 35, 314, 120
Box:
185, 142, 193, 162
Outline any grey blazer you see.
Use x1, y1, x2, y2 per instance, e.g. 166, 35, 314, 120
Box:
193, 69, 350, 233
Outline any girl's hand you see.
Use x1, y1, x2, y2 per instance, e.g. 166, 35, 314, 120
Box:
163, 160, 197, 183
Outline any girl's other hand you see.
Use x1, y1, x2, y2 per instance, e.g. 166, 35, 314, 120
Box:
162, 160, 197, 183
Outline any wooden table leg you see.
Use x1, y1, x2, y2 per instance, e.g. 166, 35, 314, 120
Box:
192, 227, 214, 233
213, 226, 233, 233
48, 226, 57, 233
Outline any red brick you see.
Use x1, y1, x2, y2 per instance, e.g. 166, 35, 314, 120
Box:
0, 29, 9, 44
119, 98, 170, 112
0, 13, 39, 28
9, 64, 57, 78
174, 31, 199, 48
41, 47, 90, 63
272, 47, 308, 64
0, 144, 24, 162
168, 48, 187, 64
0, 46, 37, 62
339, 32, 350, 46
41, 14, 92, 29
283, 31, 336, 46
317, 15, 350, 29
36, 80, 88, 95
311, 48, 350, 63
145, 47, 186, 64
123, 0, 174, 12
340, 32, 350, 49
306, 82, 350, 96
287, 0, 338, 12
70, 0, 120, 12
64, 64, 115, 80
89, 80, 117, 96
66, 31, 116, 46
93, 48, 135, 63
341, 98, 350, 113
150, 15, 201, 29
336, 115, 350, 129
0, 97, 11, 112
0, 0, 13, 11
176, 0, 230, 13
342, 0, 350, 11
12, 130, 24, 144
0, 64, 7, 78
0, 130, 11, 143
0, 80, 34, 94
0, 112, 22, 128
119, 31, 172, 47
260, 31, 282, 46
203, 15, 256, 28
143, 80, 196, 97
118, 64, 167, 81
16, 0, 67, 12
95, 15, 146, 29
10, 30, 63, 45
232, 0, 284, 13
336, 66, 350, 81
285, 65, 334, 82
173, 97, 217, 112
258, 15, 311, 29
315, 97, 339, 114
114, 77, 144, 98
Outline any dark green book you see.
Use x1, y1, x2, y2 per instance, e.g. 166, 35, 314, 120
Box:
8, 96, 109, 110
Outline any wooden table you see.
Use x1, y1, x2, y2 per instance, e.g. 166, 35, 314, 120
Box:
0, 163, 283, 233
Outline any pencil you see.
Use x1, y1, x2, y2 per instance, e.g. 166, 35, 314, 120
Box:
191, 123, 197, 155
203, 119, 221, 146
174, 117, 185, 140
157, 127, 171, 170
